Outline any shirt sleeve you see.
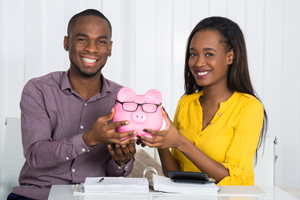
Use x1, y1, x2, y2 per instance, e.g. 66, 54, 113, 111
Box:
106, 157, 135, 177
217, 99, 264, 185
20, 81, 93, 169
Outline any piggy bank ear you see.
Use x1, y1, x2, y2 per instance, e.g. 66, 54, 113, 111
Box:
117, 87, 136, 101
144, 89, 162, 104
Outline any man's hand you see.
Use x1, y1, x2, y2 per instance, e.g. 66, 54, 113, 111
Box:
107, 143, 136, 166
83, 108, 137, 147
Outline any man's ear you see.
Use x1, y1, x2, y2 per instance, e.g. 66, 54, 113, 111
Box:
227, 49, 234, 65
64, 36, 69, 51
108, 41, 113, 57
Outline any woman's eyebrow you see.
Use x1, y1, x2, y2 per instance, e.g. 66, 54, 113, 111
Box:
203, 47, 216, 52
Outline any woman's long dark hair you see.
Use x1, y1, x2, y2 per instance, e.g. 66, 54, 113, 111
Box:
184, 16, 267, 160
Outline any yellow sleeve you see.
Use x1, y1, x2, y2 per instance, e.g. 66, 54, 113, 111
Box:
218, 100, 264, 185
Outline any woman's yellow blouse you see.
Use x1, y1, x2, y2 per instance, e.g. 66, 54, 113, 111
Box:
171, 91, 264, 185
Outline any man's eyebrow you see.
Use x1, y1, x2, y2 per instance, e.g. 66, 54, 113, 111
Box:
75, 33, 109, 39
98, 35, 108, 39
75, 33, 88, 37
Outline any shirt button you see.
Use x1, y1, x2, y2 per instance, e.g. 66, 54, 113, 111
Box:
80, 125, 84, 129
66, 157, 69, 160
71, 90, 74, 93
84, 103, 87, 106
82, 148, 86, 152
218, 113, 221, 116
209, 122, 212, 125
125, 166, 128, 169
72, 169, 75, 173
118, 166, 121, 169
87, 150, 90, 152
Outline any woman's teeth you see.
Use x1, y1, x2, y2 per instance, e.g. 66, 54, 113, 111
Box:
197, 71, 209, 75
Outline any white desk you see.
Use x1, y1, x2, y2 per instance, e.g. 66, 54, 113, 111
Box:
48, 185, 299, 200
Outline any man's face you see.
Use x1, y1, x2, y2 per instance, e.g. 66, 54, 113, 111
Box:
64, 16, 112, 77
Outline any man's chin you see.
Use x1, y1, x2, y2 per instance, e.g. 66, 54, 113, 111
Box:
71, 63, 103, 78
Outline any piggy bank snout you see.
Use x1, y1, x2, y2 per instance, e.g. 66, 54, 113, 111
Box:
131, 110, 147, 124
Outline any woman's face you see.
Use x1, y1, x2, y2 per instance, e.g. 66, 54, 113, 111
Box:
188, 29, 234, 89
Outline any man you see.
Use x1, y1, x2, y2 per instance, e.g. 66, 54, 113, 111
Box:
8, 9, 137, 200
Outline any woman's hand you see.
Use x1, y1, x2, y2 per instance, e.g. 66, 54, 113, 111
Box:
138, 107, 185, 149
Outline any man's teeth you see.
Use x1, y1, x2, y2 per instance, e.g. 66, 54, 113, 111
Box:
82, 58, 97, 63
197, 71, 209, 76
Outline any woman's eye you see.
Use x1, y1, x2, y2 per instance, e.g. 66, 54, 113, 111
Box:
190, 53, 197, 57
205, 53, 214, 57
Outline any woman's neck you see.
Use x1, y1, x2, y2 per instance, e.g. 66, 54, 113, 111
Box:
200, 85, 233, 105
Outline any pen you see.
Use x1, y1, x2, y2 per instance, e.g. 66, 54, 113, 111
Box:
99, 178, 104, 182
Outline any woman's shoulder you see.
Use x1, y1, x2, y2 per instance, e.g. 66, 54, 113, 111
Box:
234, 92, 263, 110
178, 92, 202, 104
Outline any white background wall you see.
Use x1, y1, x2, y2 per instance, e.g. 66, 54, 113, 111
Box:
0, 0, 299, 187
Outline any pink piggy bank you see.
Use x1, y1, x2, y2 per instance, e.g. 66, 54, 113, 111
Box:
113, 87, 163, 139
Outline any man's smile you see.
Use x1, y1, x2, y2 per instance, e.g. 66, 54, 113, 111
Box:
81, 57, 98, 63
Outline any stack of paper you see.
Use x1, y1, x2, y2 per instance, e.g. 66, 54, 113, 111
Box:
83, 177, 149, 193
152, 175, 219, 194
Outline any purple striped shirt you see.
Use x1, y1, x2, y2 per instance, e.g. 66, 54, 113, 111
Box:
12, 71, 134, 200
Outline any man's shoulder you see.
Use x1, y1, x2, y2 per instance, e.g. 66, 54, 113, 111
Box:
24, 71, 66, 91
102, 76, 123, 93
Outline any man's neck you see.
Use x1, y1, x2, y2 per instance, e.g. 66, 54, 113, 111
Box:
68, 70, 102, 101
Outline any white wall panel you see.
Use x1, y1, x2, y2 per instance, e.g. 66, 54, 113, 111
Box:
0, 0, 6, 183
135, 0, 155, 94
281, 0, 300, 187
264, 0, 284, 186
24, 0, 44, 83
209, 0, 227, 17
228, 0, 246, 32
1, 0, 300, 188
153, 0, 172, 114
102, 0, 121, 83
245, 0, 265, 99
172, 0, 191, 120
44, 0, 65, 74
4, 0, 25, 117
190, 0, 209, 30
118, 0, 136, 89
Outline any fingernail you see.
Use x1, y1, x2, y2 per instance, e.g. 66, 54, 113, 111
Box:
122, 145, 126, 148
132, 131, 137, 135
116, 144, 119, 148
137, 135, 141, 139
107, 144, 111, 148
134, 136, 138, 141
124, 121, 129, 125
162, 106, 166, 111
143, 129, 148, 132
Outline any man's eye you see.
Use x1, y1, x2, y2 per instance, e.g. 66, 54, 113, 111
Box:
205, 53, 214, 57
98, 40, 106, 44
78, 38, 87, 42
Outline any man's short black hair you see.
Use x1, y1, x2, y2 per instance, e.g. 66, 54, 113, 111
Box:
67, 9, 112, 36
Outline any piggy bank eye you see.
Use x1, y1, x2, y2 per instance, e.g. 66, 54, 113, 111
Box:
123, 102, 138, 111
142, 103, 158, 113
115, 100, 160, 113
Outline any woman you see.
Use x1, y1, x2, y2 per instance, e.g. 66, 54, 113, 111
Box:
138, 16, 267, 185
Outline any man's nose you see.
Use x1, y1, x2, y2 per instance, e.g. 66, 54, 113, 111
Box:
85, 41, 98, 53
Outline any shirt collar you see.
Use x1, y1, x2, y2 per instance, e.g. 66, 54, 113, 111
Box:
197, 90, 238, 107
60, 70, 116, 99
